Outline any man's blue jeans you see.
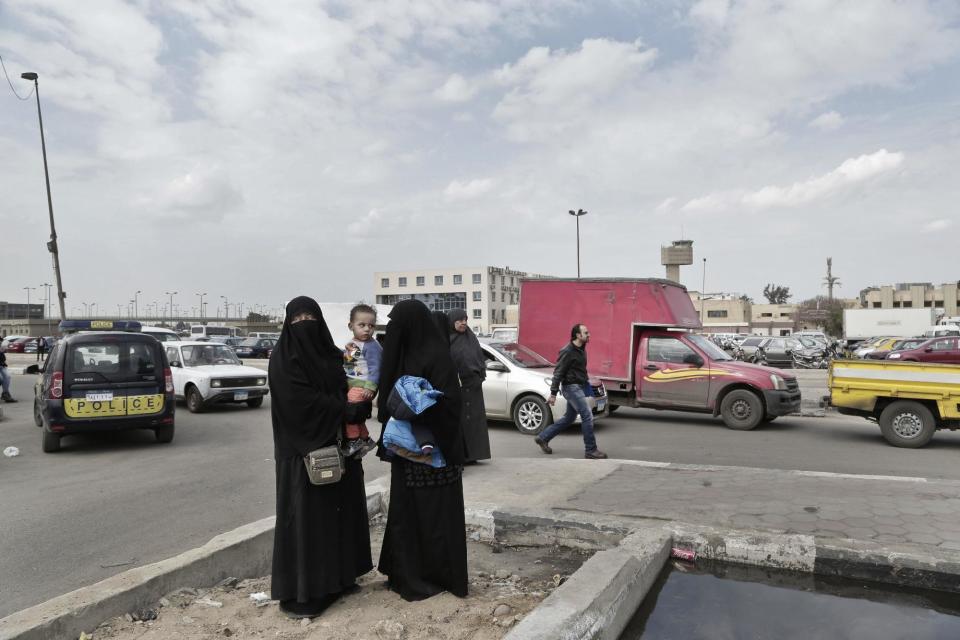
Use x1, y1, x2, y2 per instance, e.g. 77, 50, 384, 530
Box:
0, 367, 11, 395
539, 384, 597, 452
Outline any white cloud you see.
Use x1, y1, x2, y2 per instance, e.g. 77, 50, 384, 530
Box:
809, 111, 845, 131
922, 219, 954, 233
444, 178, 495, 200
434, 74, 479, 102
689, 0, 730, 28
680, 149, 904, 213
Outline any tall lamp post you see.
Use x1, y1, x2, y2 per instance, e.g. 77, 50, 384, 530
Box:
220, 295, 229, 319
41, 282, 52, 333
132, 290, 141, 318
568, 209, 587, 278
164, 291, 177, 324
700, 258, 707, 326
20, 72, 67, 321
23, 286, 36, 328
196, 292, 207, 320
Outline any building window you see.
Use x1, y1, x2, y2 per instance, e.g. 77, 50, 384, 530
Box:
416, 276, 425, 286
380, 278, 389, 288
453, 274, 462, 285
935, 300, 945, 308
872, 302, 882, 308
707, 310, 728, 318
893, 302, 901, 308
510, 277, 515, 286
473, 291, 482, 302
472, 273, 481, 284
398, 277, 407, 287
761, 312, 773, 318
924, 301, 933, 307
473, 309, 482, 319
434, 275, 443, 286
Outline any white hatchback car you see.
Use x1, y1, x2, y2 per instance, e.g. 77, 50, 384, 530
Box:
480, 342, 607, 435
163, 341, 269, 412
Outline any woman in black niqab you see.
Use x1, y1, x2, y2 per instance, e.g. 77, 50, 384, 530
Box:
269, 296, 372, 618
376, 299, 468, 601
447, 308, 491, 462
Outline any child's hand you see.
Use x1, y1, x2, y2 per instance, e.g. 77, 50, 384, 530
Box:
360, 389, 375, 401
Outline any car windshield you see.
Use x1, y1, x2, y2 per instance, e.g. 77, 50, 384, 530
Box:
797, 337, 819, 348
892, 339, 923, 350
240, 338, 260, 346
688, 334, 733, 360
490, 343, 553, 368
182, 344, 241, 366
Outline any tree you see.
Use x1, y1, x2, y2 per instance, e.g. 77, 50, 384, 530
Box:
739, 294, 754, 304
246, 311, 271, 323
762, 284, 792, 304
797, 296, 847, 337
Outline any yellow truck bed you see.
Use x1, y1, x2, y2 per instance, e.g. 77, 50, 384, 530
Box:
828, 359, 960, 447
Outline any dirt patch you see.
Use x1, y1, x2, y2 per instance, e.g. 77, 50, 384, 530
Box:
84, 524, 589, 640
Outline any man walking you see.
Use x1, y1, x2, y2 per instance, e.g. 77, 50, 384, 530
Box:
534, 324, 607, 459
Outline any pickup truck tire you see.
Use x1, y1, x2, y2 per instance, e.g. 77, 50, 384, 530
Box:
720, 390, 764, 431
607, 405, 620, 414
513, 395, 552, 436
879, 401, 935, 448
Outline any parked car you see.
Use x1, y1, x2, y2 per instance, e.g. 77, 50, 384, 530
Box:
1, 335, 27, 351
141, 326, 181, 342
234, 337, 276, 359
480, 341, 607, 435
867, 338, 926, 360
854, 336, 899, 359
164, 342, 269, 412
755, 337, 802, 368
886, 337, 960, 364
5, 337, 38, 353
29, 320, 175, 453
734, 336, 766, 361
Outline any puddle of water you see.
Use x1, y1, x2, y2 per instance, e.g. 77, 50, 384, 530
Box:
622, 559, 960, 640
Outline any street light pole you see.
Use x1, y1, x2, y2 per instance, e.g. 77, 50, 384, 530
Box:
220, 295, 229, 320
700, 258, 707, 326
568, 209, 587, 278
133, 290, 141, 318
196, 292, 207, 320
23, 286, 36, 326
21, 72, 67, 321
164, 291, 177, 324
41, 282, 52, 333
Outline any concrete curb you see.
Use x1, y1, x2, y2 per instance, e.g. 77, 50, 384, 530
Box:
504, 529, 671, 640
0, 485, 389, 640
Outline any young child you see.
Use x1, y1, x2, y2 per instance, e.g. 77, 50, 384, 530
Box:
342, 304, 382, 458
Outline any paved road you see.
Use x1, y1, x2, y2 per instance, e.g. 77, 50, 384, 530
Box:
1, 373, 959, 618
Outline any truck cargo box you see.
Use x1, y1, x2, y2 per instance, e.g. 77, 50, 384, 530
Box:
518, 278, 701, 381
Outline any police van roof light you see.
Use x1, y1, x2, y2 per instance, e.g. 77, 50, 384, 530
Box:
59, 320, 142, 333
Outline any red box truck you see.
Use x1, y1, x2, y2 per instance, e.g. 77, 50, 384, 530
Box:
517, 278, 801, 430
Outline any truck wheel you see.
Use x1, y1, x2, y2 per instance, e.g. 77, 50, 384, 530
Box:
155, 424, 175, 444
879, 401, 935, 448
34, 399, 44, 427
720, 390, 764, 431
42, 429, 61, 453
512, 395, 552, 436
186, 386, 205, 413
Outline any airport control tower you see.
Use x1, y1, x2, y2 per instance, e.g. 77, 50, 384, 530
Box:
661, 239, 693, 282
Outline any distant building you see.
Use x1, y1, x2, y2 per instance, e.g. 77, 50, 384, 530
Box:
374, 266, 551, 334
859, 282, 959, 315
688, 292, 751, 334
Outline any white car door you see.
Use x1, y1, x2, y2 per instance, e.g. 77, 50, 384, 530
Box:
480, 349, 510, 416
165, 346, 187, 396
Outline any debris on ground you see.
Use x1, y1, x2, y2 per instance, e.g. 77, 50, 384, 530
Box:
3, 446, 19, 457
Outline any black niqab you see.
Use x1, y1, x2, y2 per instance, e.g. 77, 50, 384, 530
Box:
377, 299, 464, 465
269, 296, 347, 457
447, 309, 486, 384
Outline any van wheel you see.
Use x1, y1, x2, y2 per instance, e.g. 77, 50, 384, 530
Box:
34, 399, 44, 427
879, 401, 935, 448
186, 387, 205, 413
155, 424, 175, 443
512, 395, 552, 436
42, 429, 61, 453
720, 390, 764, 431
246, 397, 264, 408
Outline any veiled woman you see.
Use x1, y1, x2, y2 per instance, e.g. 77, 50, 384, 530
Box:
376, 299, 468, 601
268, 296, 372, 618
447, 309, 491, 463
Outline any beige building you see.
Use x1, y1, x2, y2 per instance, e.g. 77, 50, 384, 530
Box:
750, 303, 798, 336
688, 292, 751, 333
374, 266, 549, 334
860, 282, 959, 315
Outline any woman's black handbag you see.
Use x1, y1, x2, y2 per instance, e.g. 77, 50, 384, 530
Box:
303, 445, 345, 485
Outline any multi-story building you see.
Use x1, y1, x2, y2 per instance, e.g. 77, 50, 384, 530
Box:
750, 303, 798, 336
374, 266, 550, 334
860, 282, 959, 315
688, 292, 752, 334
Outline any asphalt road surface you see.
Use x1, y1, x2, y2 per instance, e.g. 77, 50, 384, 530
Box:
1, 373, 959, 618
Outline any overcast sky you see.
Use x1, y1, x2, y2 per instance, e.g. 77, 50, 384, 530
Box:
1, 0, 958, 317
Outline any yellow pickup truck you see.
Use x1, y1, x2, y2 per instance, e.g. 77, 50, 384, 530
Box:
827, 360, 960, 448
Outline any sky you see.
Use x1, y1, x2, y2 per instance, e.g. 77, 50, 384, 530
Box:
1, 0, 959, 318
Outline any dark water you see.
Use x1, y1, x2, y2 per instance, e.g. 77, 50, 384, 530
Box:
622, 559, 960, 640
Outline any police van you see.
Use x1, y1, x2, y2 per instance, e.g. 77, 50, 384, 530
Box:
30, 320, 175, 452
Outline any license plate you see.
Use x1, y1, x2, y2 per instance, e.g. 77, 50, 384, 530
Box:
86, 392, 114, 402
597, 399, 607, 412
234, 391, 249, 401
64, 394, 164, 418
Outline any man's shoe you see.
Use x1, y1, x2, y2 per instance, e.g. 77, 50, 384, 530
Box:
534, 436, 553, 455
584, 449, 608, 460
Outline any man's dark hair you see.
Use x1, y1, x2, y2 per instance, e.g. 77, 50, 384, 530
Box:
570, 324, 583, 340
350, 303, 377, 323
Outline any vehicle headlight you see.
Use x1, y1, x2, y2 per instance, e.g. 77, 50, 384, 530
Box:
770, 374, 786, 390
257, 378, 266, 386
211, 379, 222, 388
888, 353, 901, 359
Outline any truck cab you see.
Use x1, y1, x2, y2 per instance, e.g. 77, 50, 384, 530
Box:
518, 278, 801, 431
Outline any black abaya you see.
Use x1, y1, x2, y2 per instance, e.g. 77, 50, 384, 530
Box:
269, 297, 372, 605
447, 309, 491, 462
375, 300, 468, 600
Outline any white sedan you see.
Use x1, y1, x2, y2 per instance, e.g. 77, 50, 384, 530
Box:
480, 342, 607, 435
163, 341, 269, 413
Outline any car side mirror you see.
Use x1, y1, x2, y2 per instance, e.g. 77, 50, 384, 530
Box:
171, 361, 182, 368
924, 347, 933, 353
25, 364, 40, 375
683, 353, 705, 367
486, 361, 508, 372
